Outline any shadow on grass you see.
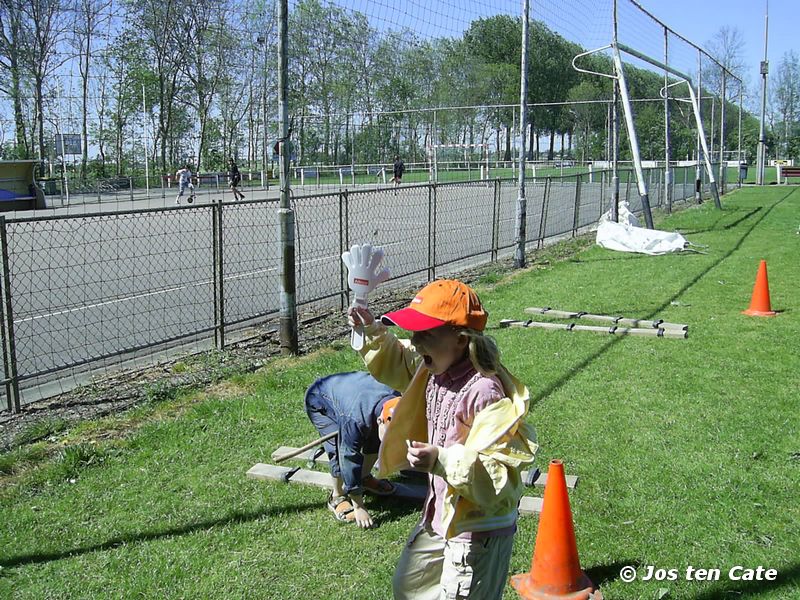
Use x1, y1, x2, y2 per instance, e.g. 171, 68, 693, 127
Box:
584, 560, 641, 588
530, 187, 797, 406
690, 562, 800, 599
370, 494, 427, 529
570, 253, 674, 264
0, 500, 320, 569
680, 206, 763, 235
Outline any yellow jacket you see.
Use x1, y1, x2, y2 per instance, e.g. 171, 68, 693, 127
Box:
360, 322, 538, 538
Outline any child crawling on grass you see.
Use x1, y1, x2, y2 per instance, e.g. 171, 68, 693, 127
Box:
304, 371, 400, 529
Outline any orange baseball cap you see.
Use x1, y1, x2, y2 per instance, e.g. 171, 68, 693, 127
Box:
381, 280, 488, 331
380, 396, 400, 423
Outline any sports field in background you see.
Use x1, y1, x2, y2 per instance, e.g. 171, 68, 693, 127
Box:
1, 186, 798, 599
273, 166, 779, 188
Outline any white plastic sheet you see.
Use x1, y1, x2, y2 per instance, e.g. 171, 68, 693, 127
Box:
596, 220, 688, 255
599, 201, 640, 227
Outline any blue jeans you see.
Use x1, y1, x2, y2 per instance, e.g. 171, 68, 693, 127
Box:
304, 372, 397, 494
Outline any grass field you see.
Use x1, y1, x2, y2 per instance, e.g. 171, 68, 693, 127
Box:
1, 186, 798, 599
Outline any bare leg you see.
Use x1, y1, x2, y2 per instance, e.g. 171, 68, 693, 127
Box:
332, 476, 345, 497
362, 453, 378, 474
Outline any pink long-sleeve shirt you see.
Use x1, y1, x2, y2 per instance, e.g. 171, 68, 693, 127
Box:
422, 355, 517, 540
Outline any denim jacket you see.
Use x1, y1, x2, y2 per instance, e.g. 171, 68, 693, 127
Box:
305, 371, 399, 495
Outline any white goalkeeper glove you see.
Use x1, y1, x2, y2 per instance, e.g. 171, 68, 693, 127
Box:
341, 243, 390, 350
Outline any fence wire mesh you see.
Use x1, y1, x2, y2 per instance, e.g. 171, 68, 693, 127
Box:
222, 200, 281, 326
1, 172, 710, 411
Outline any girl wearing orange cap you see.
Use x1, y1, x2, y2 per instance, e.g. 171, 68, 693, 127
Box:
349, 279, 538, 600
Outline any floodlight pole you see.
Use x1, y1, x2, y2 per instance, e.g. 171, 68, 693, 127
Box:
277, 0, 298, 354
433, 110, 439, 182
351, 115, 356, 184
710, 97, 716, 161
663, 26, 672, 213
514, 0, 530, 268
738, 86, 744, 186
718, 73, 726, 194
142, 84, 150, 196
756, 0, 769, 185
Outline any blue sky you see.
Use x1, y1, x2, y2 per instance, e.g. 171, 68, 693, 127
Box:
637, 0, 795, 93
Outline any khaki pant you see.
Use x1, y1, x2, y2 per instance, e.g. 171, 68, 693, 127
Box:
392, 524, 514, 600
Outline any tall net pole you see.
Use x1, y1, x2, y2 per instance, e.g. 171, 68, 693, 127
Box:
663, 25, 671, 213
278, 0, 298, 354
611, 79, 619, 222
612, 0, 653, 229
514, 0, 530, 269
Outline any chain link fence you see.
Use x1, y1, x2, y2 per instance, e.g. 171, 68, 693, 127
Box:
1, 167, 721, 411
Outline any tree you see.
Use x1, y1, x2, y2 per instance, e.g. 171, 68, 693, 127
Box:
17, 0, 70, 161
771, 51, 800, 158
71, 0, 112, 180
0, 0, 31, 157
567, 81, 608, 162
101, 27, 149, 175
174, 0, 237, 172
704, 26, 748, 101
129, 0, 189, 172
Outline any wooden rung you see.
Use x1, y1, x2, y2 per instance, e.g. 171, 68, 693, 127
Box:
248, 463, 546, 515
246, 463, 427, 501
269, 448, 578, 489
519, 496, 544, 515
522, 470, 578, 489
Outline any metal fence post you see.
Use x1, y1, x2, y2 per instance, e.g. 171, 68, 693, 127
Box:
429, 183, 437, 281
277, 0, 298, 354
599, 170, 606, 220
129, 176, 134, 201
212, 200, 225, 350
572, 175, 582, 236
514, 0, 530, 268
0, 216, 20, 413
537, 177, 551, 249
491, 179, 500, 261
339, 191, 346, 311
625, 175, 632, 204
343, 189, 350, 308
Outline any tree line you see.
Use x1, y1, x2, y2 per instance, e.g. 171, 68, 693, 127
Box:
0, 0, 796, 182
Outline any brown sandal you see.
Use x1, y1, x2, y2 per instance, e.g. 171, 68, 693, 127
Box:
362, 475, 396, 496
327, 493, 355, 523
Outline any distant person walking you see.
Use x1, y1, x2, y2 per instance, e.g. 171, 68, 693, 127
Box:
392, 155, 405, 191
228, 158, 246, 201
174, 165, 195, 204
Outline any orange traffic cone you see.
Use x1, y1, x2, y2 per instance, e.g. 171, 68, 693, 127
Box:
511, 460, 601, 600
742, 260, 777, 317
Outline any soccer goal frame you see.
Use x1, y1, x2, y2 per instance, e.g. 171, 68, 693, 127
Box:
426, 142, 490, 182
572, 41, 722, 229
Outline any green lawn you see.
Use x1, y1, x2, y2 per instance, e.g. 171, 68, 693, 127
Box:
1, 186, 799, 599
